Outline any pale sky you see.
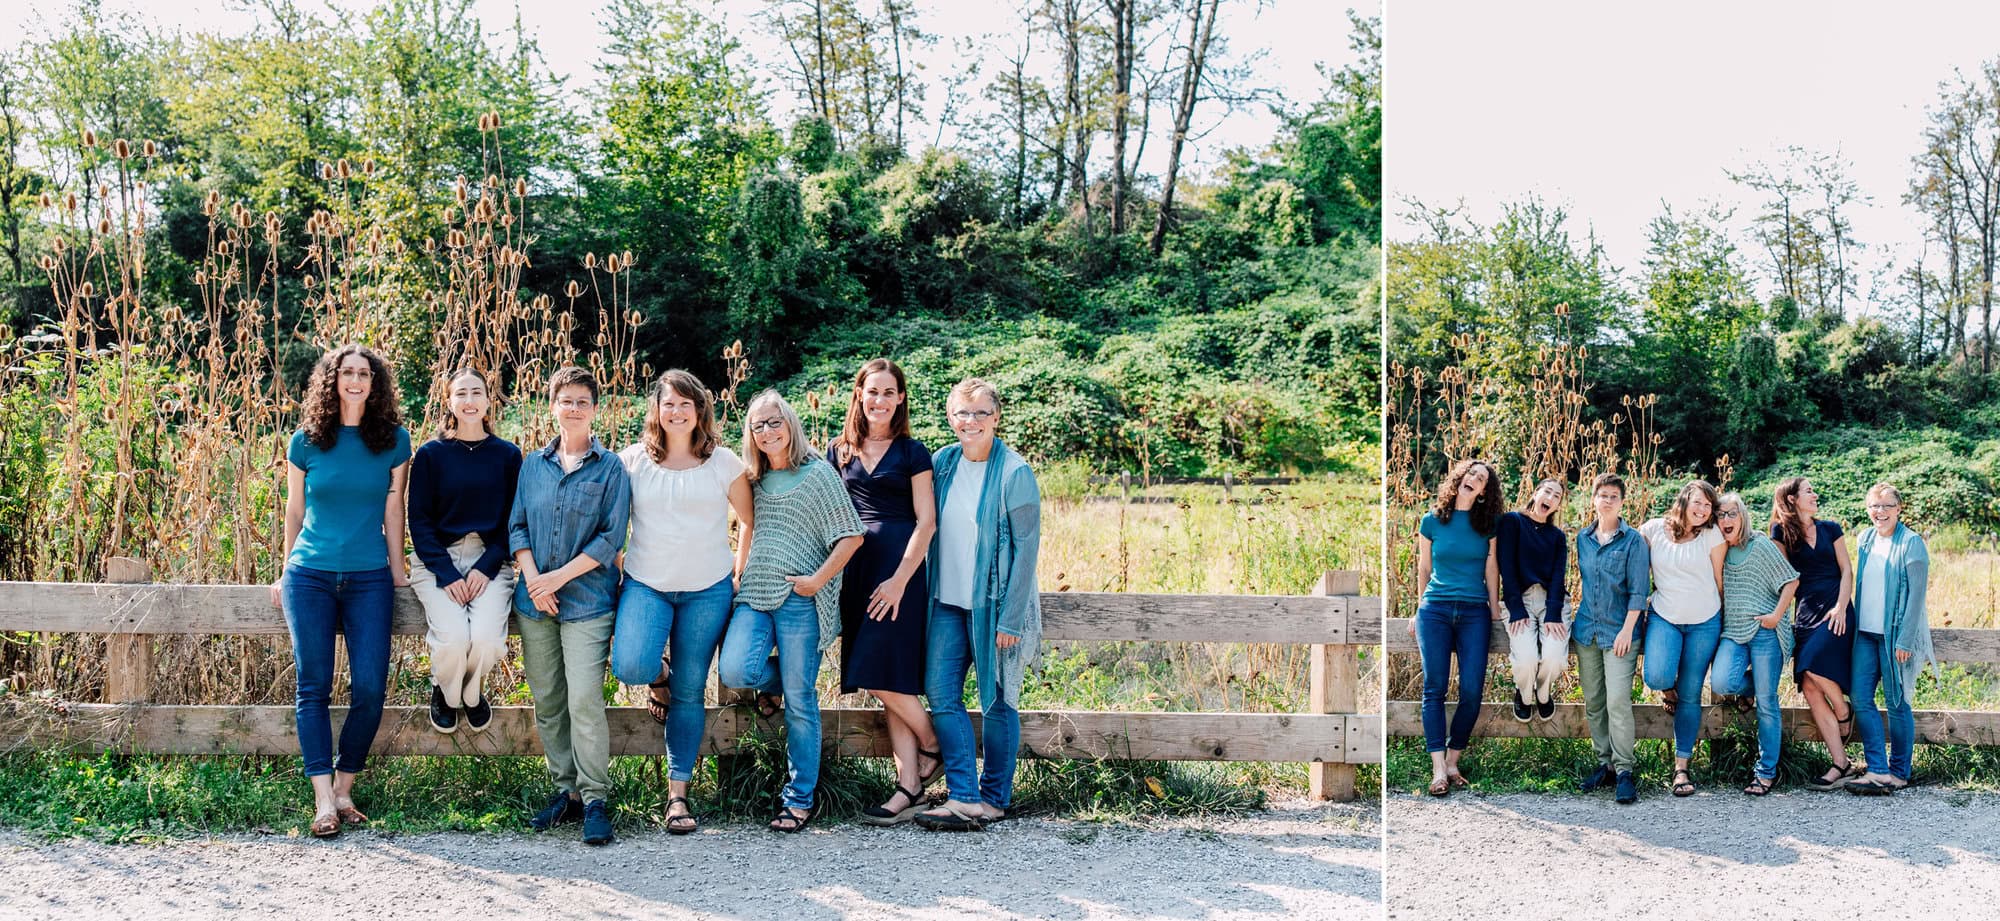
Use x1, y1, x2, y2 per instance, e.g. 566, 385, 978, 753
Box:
1389, 0, 2000, 312
3, 0, 1374, 183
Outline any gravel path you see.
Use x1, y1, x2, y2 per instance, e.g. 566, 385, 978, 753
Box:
1388, 787, 2000, 918
0, 800, 1378, 920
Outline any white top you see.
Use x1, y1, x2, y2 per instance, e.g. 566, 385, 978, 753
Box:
1856, 542, 1890, 634
1639, 518, 1723, 625
619, 443, 745, 591
936, 455, 988, 610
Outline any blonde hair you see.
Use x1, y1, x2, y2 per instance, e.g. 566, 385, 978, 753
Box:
1868, 482, 1903, 506
741, 389, 813, 482
948, 377, 1000, 412
1716, 492, 1750, 548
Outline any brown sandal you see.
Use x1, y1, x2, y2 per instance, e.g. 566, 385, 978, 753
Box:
1446, 770, 1470, 790
336, 804, 368, 826
754, 692, 783, 719
310, 809, 342, 838
1427, 777, 1450, 797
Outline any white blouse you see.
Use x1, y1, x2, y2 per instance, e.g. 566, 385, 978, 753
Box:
1640, 517, 1723, 625
619, 444, 745, 592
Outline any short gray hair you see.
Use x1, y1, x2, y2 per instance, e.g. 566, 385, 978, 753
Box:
1716, 491, 1750, 548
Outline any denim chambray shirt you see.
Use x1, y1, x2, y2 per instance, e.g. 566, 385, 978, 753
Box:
1572, 520, 1651, 648
508, 436, 631, 622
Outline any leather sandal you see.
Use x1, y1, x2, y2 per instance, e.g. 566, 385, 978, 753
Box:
914, 799, 985, 832
1427, 776, 1450, 797
754, 692, 783, 719
768, 804, 815, 834
861, 784, 926, 826
335, 802, 368, 826
646, 681, 670, 725
1743, 777, 1774, 796
664, 795, 698, 835
1445, 770, 1470, 790
310, 809, 342, 838
916, 748, 944, 789
1671, 769, 1696, 797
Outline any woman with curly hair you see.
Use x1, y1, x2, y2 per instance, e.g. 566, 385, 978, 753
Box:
1638, 480, 1726, 797
1412, 458, 1502, 797
267, 344, 412, 839
1771, 477, 1859, 790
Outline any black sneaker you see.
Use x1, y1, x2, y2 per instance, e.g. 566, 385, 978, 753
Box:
1581, 764, 1615, 793
428, 685, 457, 734
1511, 689, 1532, 723
1615, 771, 1638, 804
530, 790, 583, 830
582, 799, 615, 845
1536, 696, 1556, 721
463, 694, 492, 733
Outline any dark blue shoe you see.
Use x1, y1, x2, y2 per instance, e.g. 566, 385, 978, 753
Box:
1580, 764, 1615, 793
582, 799, 615, 845
529, 790, 582, 830
1615, 771, 1637, 804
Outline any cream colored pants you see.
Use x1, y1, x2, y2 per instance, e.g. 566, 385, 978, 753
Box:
1508, 585, 1567, 704
408, 534, 515, 707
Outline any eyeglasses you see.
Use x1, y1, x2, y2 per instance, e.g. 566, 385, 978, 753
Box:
1867, 503, 1900, 511
749, 419, 786, 433
1717, 510, 1740, 520
556, 398, 594, 410
950, 409, 995, 422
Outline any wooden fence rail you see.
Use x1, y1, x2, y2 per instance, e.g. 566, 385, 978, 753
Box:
1084, 472, 1320, 504
1384, 617, 2000, 746
0, 564, 1383, 801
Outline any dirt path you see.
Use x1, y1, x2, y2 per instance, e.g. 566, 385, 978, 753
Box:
0, 800, 1377, 920
1387, 787, 2000, 918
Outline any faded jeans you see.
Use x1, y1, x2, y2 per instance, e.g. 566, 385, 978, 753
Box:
1712, 626, 1786, 780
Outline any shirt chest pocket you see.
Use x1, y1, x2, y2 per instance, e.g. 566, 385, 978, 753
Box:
563, 480, 606, 528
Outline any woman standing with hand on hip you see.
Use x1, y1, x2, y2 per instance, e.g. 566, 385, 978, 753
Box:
1637, 480, 1726, 798
407, 368, 522, 736
269, 344, 412, 839
1847, 483, 1935, 795
1710, 491, 1799, 796
1772, 477, 1860, 790
826, 359, 942, 827
1409, 459, 1502, 798
611, 370, 752, 834
916, 378, 1043, 832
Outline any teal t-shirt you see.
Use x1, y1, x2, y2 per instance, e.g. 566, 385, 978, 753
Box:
1419, 510, 1492, 606
287, 425, 413, 573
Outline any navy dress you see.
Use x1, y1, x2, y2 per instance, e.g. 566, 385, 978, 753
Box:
831, 437, 933, 695
1777, 519, 1852, 691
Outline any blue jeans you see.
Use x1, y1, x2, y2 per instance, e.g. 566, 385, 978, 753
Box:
925, 602, 1021, 808
281, 565, 393, 777
1711, 627, 1784, 779
1414, 599, 1491, 754
717, 593, 822, 811
1642, 612, 1721, 759
612, 574, 735, 782
1852, 631, 1915, 780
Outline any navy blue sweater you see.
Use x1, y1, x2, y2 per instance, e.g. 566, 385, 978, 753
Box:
407, 435, 523, 584
1496, 510, 1568, 623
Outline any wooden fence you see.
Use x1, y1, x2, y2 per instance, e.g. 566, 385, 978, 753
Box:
0, 564, 1382, 801
1384, 617, 2000, 746
1085, 473, 1314, 504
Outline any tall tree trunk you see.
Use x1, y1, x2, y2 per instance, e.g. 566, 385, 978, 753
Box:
888, 0, 905, 150
1148, 0, 1218, 256
1104, 0, 1134, 234
1055, 0, 1089, 230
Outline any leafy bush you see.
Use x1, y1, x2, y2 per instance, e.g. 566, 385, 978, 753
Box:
1738, 426, 1997, 531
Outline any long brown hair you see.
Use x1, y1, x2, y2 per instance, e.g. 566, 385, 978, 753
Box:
436, 367, 492, 440
831, 358, 910, 465
1665, 480, 1721, 542
302, 344, 402, 452
1772, 477, 1814, 551
1432, 459, 1502, 536
642, 369, 720, 463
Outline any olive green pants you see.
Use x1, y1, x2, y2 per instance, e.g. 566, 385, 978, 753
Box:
517, 611, 615, 804
1573, 639, 1638, 773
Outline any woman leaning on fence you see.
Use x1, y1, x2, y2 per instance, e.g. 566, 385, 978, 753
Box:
1637, 480, 1726, 798
1771, 477, 1860, 790
717, 390, 865, 834
407, 368, 522, 737
826, 358, 944, 827
1409, 458, 1502, 798
609, 369, 752, 835
268, 343, 413, 839
1709, 491, 1798, 797
509, 366, 631, 846
915, 378, 1043, 832
1571, 472, 1648, 804
1497, 478, 1569, 723
1847, 483, 1936, 795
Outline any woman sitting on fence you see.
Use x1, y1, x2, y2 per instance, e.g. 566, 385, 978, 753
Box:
509, 366, 631, 846
408, 368, 522, 736
1571, 472, 1649, 804
1710, 491, 1799, 796
717, 390, 865, 834
915, 377, 1043, 831
1498, 478, 1569, 723
610, 370, 751, 834
1847, 482, 1935, 795
269, 343, 412, 839
1772, 477, 1860, 790
1411, 458, 1502, 797
1638, 480, 1725, 797
826, 359, 943, 827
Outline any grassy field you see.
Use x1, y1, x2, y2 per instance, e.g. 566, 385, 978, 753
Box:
1, 476, 1380, 840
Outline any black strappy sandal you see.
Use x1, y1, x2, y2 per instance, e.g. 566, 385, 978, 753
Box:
861, 784, 926, 826
917, 748, 944, 789
664, 795, 698, 835
646, 681, 671, 725
1743, 777, 1774, 796
754, 692, 783, 719
1671, 768, 1696, 797
768, 804, 815, 834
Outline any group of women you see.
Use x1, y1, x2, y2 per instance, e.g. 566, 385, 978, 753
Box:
269, 344, 1040, 843
1413, 460, 1935, 802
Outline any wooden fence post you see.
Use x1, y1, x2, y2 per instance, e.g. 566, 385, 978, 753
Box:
103, 557, 152, 704
1310, 569, 1363, 801
1221, 471, 1234, 504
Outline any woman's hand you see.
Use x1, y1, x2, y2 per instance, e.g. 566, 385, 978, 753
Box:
1896, 648, 1912, 664
1542, 621, 1568, 643
1828, 603, 1848, 636
460, 570, 490, 602
531, 592, 560, 617
527, 570, 569, 602
269, 575, 284, 609
997, 633, 1020, 650
1507, 617, 1531, 636
1612, 626, 1634, 658
391, 568, 410, 589
1758, 611, 1781, 630
786, 574, 825, 597
868, 577, 905, 621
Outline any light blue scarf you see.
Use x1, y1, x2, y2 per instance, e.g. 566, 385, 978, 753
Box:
1854, 523, 1934, 708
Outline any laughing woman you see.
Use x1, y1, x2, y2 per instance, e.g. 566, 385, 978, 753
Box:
1847, 483, 1935, 795
269, 344, 412, 839
1771, 477, 1859, 790
1710, 492, 1799, 796
1497, 479, 1569, 723
1411, 459, 1503, 797
718, 390, 865, 834
1638, 480, 1726, 798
